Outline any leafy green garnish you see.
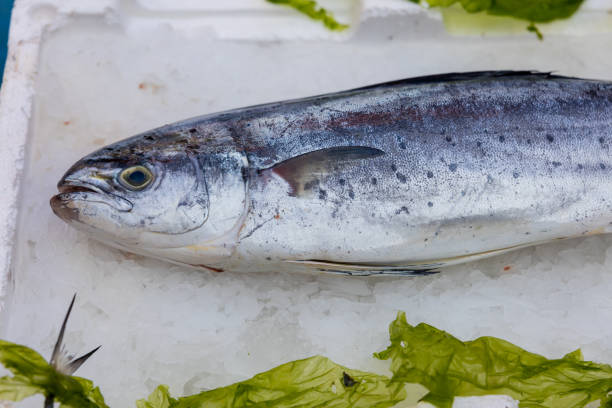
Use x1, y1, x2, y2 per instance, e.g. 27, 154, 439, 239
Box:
136, 356, 406, 408
0, 340, 108, 408
527, 22, 544, 39
6, 312, 612, 408
375, 312, 612, 408
422, 0, 584, 23
265, 0, 585, 36
266, 0, 348, 31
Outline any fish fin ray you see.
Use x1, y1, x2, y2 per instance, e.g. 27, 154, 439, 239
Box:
287, 259, 442, 277
66, 345, 101, 375
260, 146, 384, 197
50, 294, 76, 366
323, 269, 439, 277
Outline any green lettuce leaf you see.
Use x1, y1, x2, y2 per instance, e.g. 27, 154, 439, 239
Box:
265, 0, 584, 35
136, 356, 406, 408
136, 384, 176, 408
266, 0, 348, 31
375, 312, 612, 408
424, 0, 584, 23
0, 340, 108, 408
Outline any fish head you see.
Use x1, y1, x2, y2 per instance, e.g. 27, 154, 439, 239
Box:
50, 122, 249, 267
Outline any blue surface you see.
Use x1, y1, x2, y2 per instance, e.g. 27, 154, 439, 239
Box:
0, 0, 14, 86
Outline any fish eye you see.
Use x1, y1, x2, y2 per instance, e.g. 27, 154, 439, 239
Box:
119, 165, 154, 190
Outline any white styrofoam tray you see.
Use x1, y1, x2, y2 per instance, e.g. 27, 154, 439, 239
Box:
1, 1, 612, 407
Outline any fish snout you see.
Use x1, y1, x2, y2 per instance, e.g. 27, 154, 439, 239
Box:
51, 175, 133, 218
50, 194, 80, 222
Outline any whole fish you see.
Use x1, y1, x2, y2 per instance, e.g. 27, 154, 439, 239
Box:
50, 71, 612, 275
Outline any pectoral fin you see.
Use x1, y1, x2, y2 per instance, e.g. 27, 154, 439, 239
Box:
260, 146, 384, 197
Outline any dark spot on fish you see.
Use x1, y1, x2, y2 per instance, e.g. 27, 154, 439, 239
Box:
445, 136, 452, 142
396, 173, 407, 183
427, 202, 434, 207
476, 141, 482, 147
371, 177, 377, 185
348, 190, 355, 199
487, 175, 494, 183
304, 179, 319, 190
338, 178, 346, 186
342, 372, 357, 387
600, 163, 606, 170
396, 206, 409, 215
391, 164, 397, 172
461, 190, 466, 196
552, 161, 562, 167
318, 189, 327, 200
577, 164, 584, 170
513, 172, 520, 179
599, 137, 605, 144
527, 139, 532, 145
144, 135, 154, 141
546, 134, 554, 143
427, 171, 434, 178
424, 238, 428, 242
448, 163, 458, 172
189, 128, 197, 133
399, 142, 407, 150
499, 136, 505, 143
266, 257, 272, 261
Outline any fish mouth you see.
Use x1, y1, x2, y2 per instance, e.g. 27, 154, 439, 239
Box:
51, 180, 133, 221
58, 184, 99, 194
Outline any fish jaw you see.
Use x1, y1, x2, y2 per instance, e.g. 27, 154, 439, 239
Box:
51, 182, 133, 220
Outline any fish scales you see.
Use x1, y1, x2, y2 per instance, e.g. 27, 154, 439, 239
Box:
51, 72, 612, 275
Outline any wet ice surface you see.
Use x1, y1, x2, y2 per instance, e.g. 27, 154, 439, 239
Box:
6, 16, 612, 407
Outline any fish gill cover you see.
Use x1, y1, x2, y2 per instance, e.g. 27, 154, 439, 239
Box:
266, 0, 585, 36
4, 312, 612, 407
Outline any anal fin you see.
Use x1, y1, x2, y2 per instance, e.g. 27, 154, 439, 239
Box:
287, 259, 441, 277
323, 269, 439, 277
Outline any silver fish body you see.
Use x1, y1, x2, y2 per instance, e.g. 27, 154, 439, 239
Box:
51, 72, 612, 275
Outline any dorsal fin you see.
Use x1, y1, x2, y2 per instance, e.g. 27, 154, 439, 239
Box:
348, 71, 569, 93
